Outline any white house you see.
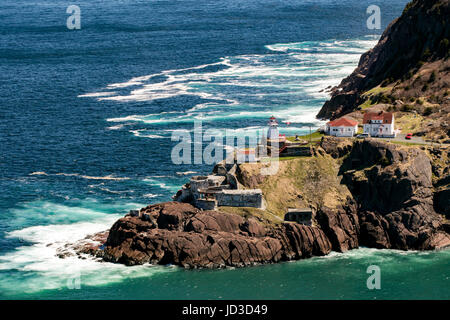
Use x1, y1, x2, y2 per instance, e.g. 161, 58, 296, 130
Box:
363, 111, 395, 137
325, 117, 359, 137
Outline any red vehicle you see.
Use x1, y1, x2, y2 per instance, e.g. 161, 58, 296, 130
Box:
405, 133, 413, 140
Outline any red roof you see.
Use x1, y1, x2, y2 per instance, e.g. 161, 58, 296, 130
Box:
238, 148, 256, 154
363, 111, 394, 124
327, 117, 358, 127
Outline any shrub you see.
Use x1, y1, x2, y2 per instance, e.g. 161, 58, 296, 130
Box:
379, 156, 391, 167
387, 105, 397, 112
423, 107, 433, 116
404, 71, 413, 80
438, 38, 449, 56
422, 84, 429, 91
428, 71, 436, 83
401, 104, 414, 112
380, 79, 390, 87
422, 48, 431, 60
380, 95, 390, 104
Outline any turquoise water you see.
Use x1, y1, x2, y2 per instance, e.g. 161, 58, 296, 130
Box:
2, 0, 449, 299
2, 248, 449, 299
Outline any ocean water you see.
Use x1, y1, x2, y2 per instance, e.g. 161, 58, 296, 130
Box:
1, 0, 448, 300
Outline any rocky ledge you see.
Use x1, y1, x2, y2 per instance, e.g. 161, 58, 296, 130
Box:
76, 202, 331, 268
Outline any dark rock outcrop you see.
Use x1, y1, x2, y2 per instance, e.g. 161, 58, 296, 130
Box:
340, 139, 450, 250
434, 187, 450, 217
315, 200, 360, 252
90, 202, 332, 268
319, 136, 353, 159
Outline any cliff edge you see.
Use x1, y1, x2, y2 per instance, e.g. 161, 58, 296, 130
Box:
64, 138, 450, 268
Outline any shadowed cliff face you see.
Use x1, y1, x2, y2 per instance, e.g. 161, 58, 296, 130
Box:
337, 139, 450, 250
317, 0, 450, 120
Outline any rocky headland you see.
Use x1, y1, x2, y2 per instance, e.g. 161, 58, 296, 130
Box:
61, 0, 450, 268
66, 138, 450, 268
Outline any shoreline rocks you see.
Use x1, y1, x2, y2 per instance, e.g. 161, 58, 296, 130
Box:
84, 202, 331, 268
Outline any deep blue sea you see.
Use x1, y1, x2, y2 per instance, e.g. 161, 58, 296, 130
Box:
1, 0, 449, 299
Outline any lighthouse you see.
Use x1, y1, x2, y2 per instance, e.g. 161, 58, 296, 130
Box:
267, 116, 279, 141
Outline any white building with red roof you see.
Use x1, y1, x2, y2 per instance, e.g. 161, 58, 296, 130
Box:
363, 111, 395, 137
325, 117, 359, 137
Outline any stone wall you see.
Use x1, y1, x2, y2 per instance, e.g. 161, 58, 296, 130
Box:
190, 175, 226, 200
216, 189, 263, 208
282, 146, 312, 157
195, 199, 217, 210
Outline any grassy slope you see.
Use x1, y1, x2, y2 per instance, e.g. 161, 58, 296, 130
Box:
237, 154, 352, 220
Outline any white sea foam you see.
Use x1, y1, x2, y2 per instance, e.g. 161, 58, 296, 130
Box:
143, 178, 181, 192
107, 124, 124, 130
0, 199, 172, 295
54, 173, 130, 181
143, 193, 160, 198
82, 37, 378, 138
176, 171, 197, 175
7, 199, 144, 228
29, 171, 130, 182
129, 129, 166, 139
78, 91, 117, 98
0, 217, 169, 294
29, 171, 48, 176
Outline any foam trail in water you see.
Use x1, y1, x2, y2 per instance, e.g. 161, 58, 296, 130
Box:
29, 172, 130, 181
0, 201, 171, 295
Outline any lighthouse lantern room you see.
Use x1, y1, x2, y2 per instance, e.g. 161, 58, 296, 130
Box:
267, 116, 279, 141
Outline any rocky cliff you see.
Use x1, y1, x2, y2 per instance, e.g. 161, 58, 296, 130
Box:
67, 138, 450, 269
79, 202, 332, 268
338, 139, 450, 250
317, 0, 449, 142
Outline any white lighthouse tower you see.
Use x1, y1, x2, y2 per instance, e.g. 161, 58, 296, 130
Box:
267, 116, 279, 141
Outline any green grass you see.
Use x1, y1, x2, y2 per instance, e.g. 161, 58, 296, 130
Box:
259, 155, 312, 162
279, 156, 310, 161
242, 155, 352, 217
218, 206, 282, 226
287, 131, 324, 142
389, 140, 426, 146
395, 113, 424, 134
358, 99, 374, 110
362, 86, 392, 97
